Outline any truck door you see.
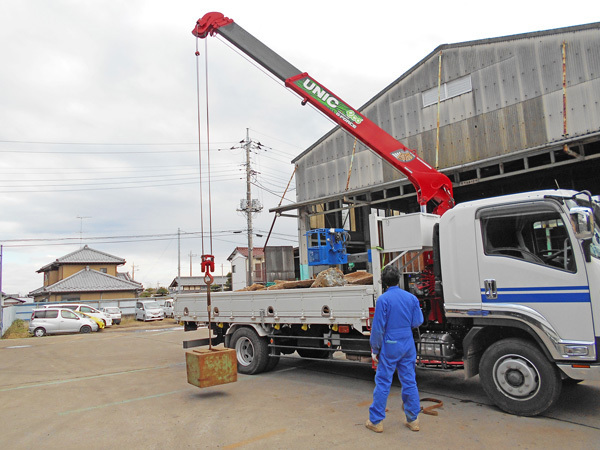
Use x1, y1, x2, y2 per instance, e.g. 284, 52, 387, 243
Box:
475, 201, 594, 343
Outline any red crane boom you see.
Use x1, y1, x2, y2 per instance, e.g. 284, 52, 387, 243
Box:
193, 12, 455, 215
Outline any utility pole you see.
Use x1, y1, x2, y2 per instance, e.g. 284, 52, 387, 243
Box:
189, 251, 197, 276
237, 128, 263, 287
177, 228, 181, 278
245, 128, 254, 286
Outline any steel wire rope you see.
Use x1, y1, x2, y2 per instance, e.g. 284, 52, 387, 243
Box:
204, 38, 214, 256
196, 38, 206, 257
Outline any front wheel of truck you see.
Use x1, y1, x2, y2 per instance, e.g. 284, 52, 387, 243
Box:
229, 327, 269, 375
479, 337, 562, 416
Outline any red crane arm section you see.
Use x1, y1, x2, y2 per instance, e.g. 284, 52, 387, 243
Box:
193, 13, 455, 215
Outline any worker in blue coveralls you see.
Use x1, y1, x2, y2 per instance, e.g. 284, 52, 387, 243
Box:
366, 265, 424, 433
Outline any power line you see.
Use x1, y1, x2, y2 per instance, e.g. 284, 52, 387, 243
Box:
0, 228, 297, 248
0, 139, 237, 146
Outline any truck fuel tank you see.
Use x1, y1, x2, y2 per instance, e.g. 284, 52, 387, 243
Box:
417, 332, 456, 360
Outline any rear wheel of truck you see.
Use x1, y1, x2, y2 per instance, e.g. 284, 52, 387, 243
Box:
264, 348, 280, 372
229, 327, 269, 375
479, 338, 562, 416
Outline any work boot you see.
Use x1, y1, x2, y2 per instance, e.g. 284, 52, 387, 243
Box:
404, 417, 420, 432
365, 419, 383, 433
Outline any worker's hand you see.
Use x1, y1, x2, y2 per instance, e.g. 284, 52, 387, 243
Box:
371, 352, 378, 363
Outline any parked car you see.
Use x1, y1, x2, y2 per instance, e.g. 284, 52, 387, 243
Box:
75, 311, 105, 330
43, 303, 112, 327
100, 306, 122, 325
29, 308, 99, 337
135, 300, 164, 321
162, 299, 174, 318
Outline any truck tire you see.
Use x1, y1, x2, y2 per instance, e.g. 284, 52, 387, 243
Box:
479, 338, 562, 416
264, 348, 280, 372
229, 328, 269, 375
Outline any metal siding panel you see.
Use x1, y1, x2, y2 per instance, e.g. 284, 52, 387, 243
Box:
570, 78, 600, 135
293, 25, 600, 202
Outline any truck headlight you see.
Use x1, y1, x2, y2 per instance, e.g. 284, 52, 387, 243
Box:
563, 345, 589, 356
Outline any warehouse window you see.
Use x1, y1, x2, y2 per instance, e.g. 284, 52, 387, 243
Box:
422, 75, 472, 107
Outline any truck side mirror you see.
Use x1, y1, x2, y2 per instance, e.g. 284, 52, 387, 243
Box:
569, 207, 594, 240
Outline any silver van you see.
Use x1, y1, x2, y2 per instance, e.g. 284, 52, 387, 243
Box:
29, 308, 99, 337
135, 300, 164, 321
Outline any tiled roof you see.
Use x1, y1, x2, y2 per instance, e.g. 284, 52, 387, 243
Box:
227, 247, 264, 261
29, 268, 143, 295
37, 245, 125, 272
117, 272, 140, 284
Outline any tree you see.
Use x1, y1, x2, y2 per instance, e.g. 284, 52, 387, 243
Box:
140, 287, 168, 297
140, 288, 156, 298
155, 287, 169, 296
225, 272, 232, 291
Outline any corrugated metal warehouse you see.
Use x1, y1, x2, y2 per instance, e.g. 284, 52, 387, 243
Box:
273, 22, 600, 276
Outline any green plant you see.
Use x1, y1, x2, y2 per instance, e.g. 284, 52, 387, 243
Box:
2, 319, 30, 339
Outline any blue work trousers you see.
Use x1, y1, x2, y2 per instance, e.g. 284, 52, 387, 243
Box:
369, 338, 420, 424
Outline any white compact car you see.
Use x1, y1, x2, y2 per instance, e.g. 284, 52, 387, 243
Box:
29, 308, 99, 337
135, 300, 164, 321
100, 306, 122, 325
43, 303, 112, 327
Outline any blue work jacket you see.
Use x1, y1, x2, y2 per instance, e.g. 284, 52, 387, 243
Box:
370, 286, 424, 354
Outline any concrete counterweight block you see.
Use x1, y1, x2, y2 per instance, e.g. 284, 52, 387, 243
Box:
186, 348, 237, 388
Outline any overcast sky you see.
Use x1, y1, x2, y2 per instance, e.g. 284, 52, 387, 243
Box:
0, 1, 596, 296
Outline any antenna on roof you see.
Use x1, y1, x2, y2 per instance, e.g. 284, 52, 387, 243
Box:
76, 216, 92, 248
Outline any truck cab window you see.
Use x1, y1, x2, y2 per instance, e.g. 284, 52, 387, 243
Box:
481, 208, 575, 272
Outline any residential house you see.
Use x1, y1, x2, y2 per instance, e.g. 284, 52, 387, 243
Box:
227, 247, 265, 291
1, 294, 27, 307
169, 275, 228, 293
28, 245, 143, 302
227, 246, 295, 291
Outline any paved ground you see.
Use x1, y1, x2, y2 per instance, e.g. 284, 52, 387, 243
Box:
1, 326, 598, 449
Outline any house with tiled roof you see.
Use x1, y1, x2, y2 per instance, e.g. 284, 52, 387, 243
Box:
169, 275, 228, 293
28, 245, 143, 302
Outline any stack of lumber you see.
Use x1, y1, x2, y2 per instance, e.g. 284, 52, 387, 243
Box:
236, 269, 373, 291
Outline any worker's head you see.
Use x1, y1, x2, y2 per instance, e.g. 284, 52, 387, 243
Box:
381, 265, 400, 291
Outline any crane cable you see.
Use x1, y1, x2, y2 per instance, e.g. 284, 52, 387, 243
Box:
195, 37, 215, 347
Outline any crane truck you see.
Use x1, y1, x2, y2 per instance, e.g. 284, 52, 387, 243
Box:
175, 12, 600, 417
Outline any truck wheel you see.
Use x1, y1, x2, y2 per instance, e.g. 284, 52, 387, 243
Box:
479, 338, 561, 416
229, 328, 269, 375
264, 348, 280, 372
